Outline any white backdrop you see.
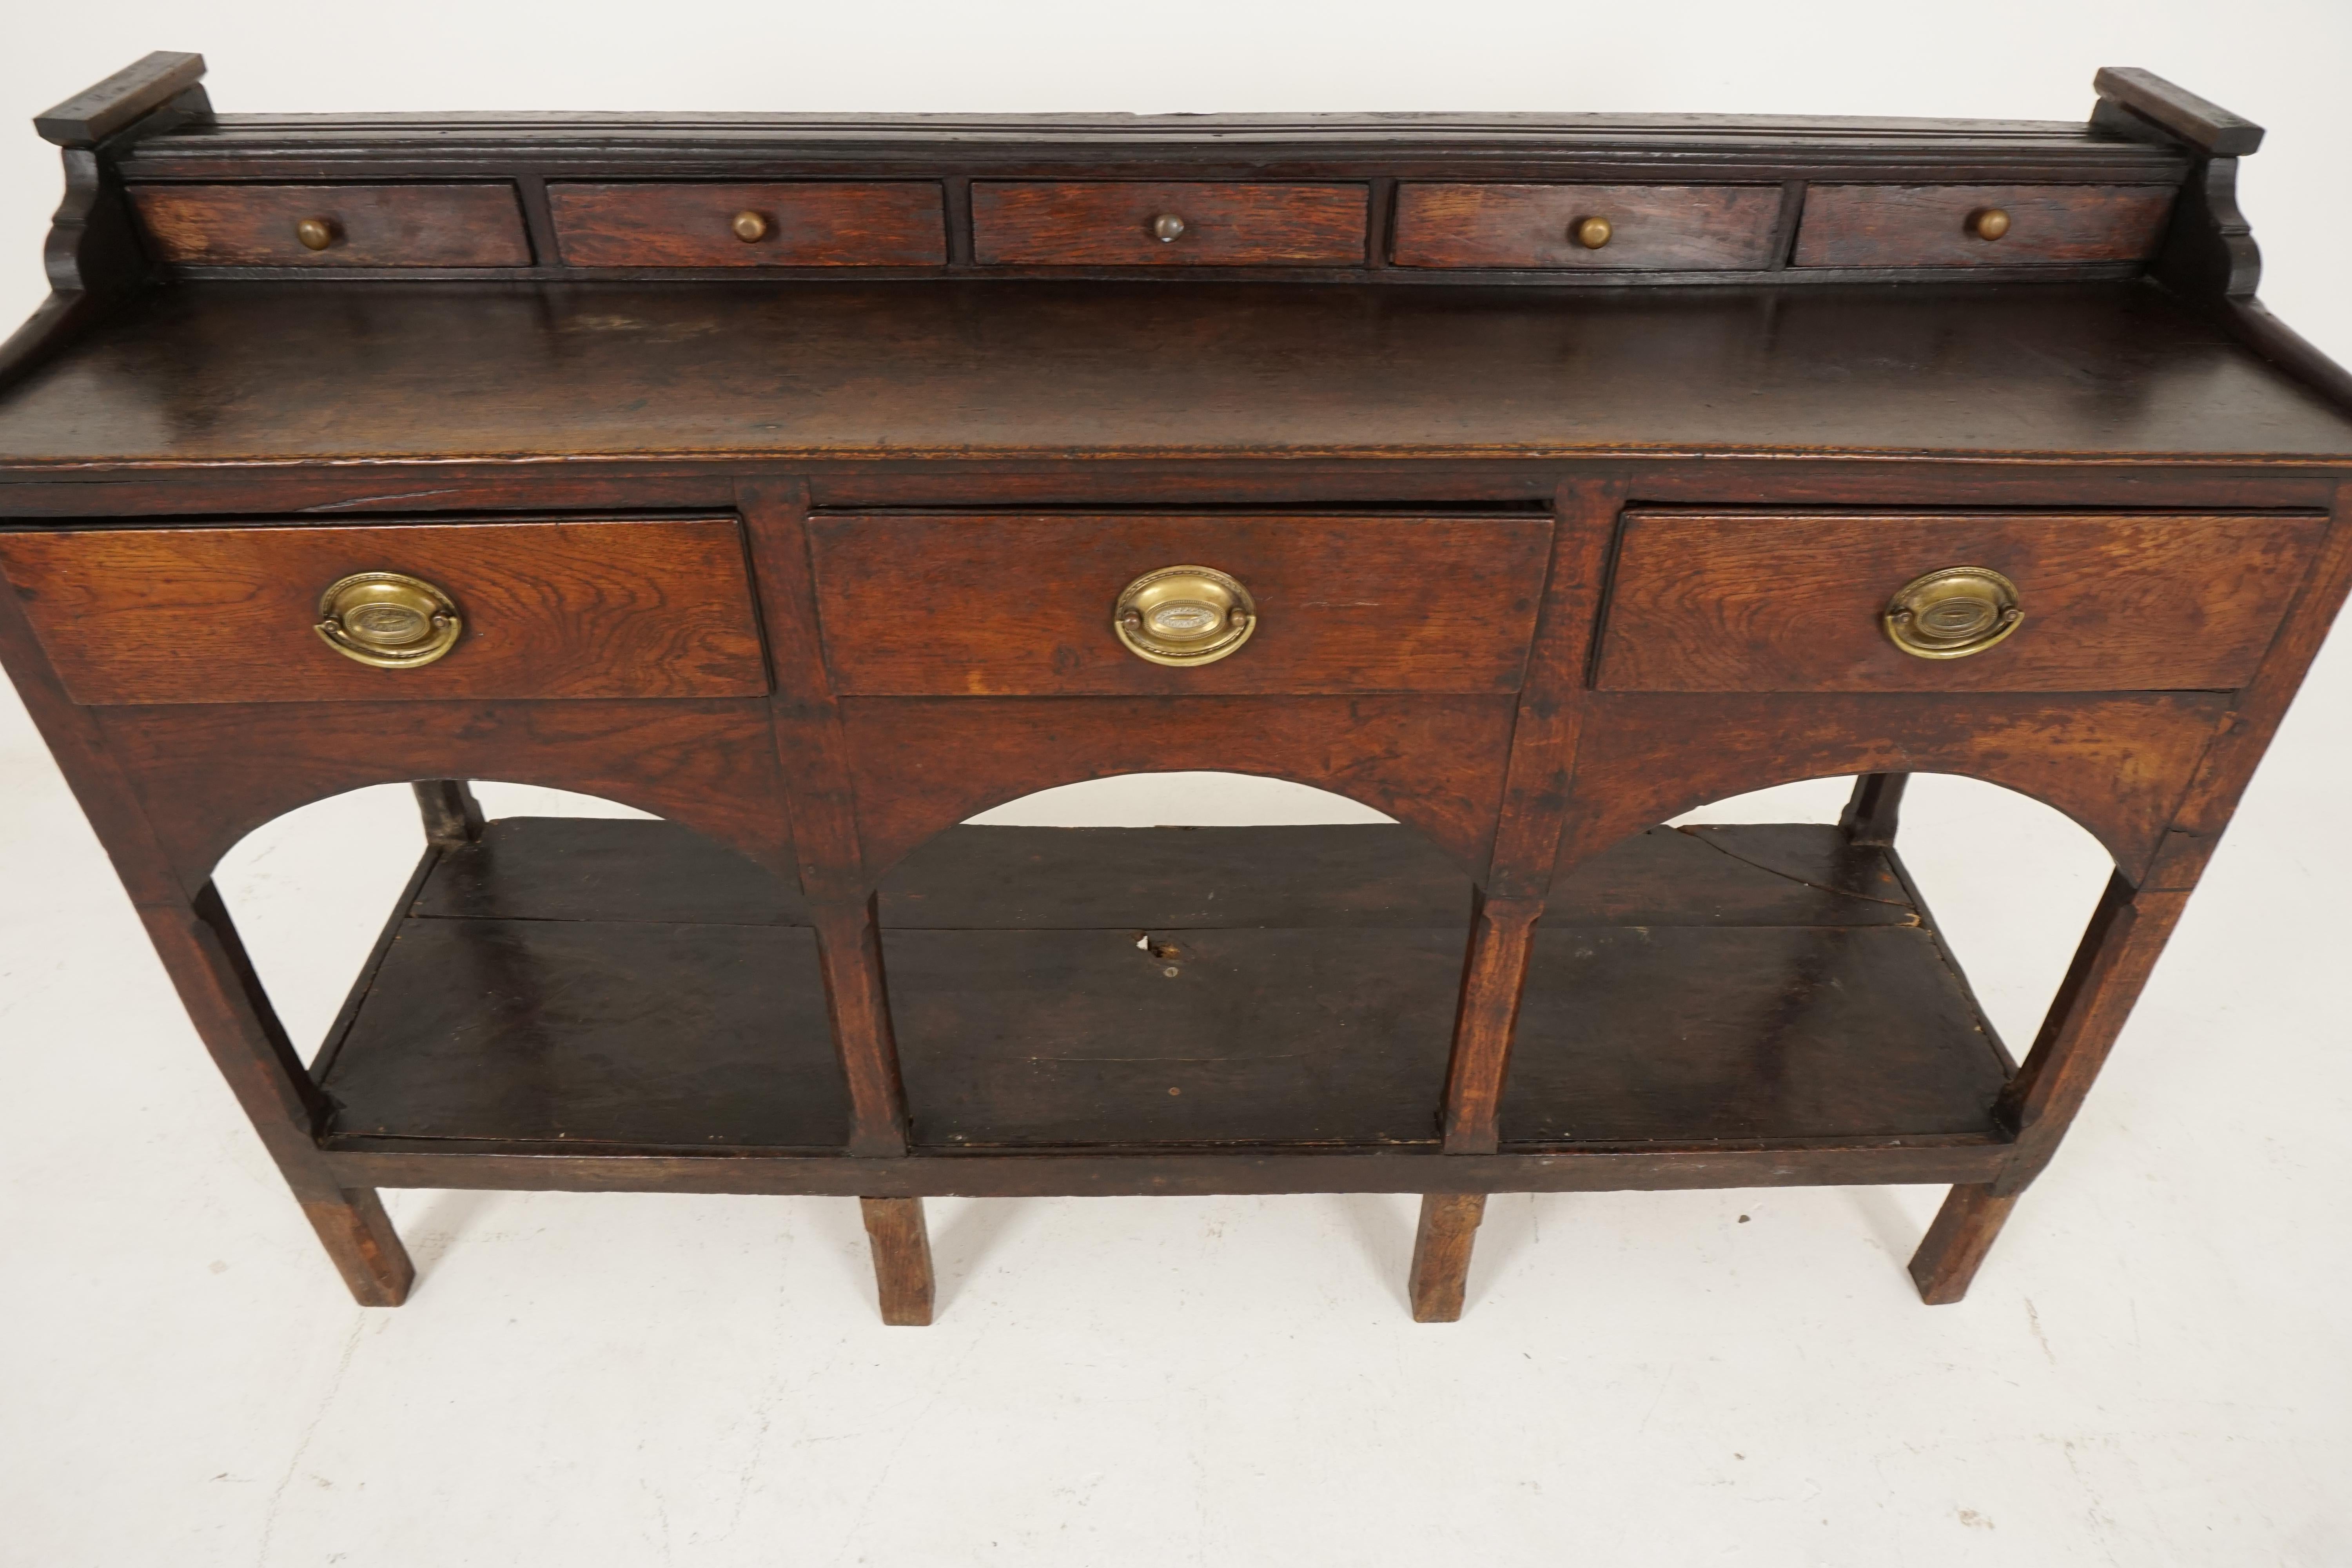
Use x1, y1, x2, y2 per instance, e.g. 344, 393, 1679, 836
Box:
2, 5, 2349, 1565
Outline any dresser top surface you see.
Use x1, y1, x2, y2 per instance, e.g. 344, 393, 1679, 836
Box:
2, 278, 2348, 473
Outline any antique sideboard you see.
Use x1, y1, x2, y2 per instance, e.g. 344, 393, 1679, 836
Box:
3, 55, 2347, 1324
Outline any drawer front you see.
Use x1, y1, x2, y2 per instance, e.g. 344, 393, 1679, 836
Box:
809, 513, 1552, 695
548, 181, 946, 267
1793, 184, 2174, 268
127, 183, 533, 267
971, 183, 1368, 266
0, 518, 769, 705
1392, 183, 1782, 270
1594, 510, 2323, 693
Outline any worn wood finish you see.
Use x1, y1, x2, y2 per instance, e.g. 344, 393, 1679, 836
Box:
0, 518, 770, 705
127, 182, 531, 266
860, 1197, 935, 1325
972, 182, 1368, 266
1392, 183, 1782, 269
1408, 1193, 1486, 1321
3, 65, 2348, 1321
548, 181, 946, 267
1595, 510, 2323, 693
810, 512, 1551, 695
1555, 690, 2229, 884
1794, 184, 2175, 268
838, 694, 1517, 881
7, 283, 2352, 469
93, 697, 795, 892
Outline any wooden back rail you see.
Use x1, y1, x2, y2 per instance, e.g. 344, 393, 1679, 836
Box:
1, 55, 2348, 1323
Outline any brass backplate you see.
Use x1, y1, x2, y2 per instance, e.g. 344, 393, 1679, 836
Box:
315, 571, 463, 669
1113, 565, 1256, 667
1884, 565, 2022, 660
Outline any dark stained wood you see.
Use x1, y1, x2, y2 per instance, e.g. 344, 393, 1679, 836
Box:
411, 779, 483, 847
838, 694, 1516, 881
2145, 483, 2352, 889
8, 283, 2352, 469
1908, 1183, 2020, 1304
1594, 510, 2323, 693
809, 512, 1551, 695
1839, 773, 1907, 848
4, 71, 2348, 1320
1555, 691, 2229, 884
972, 182, 1367, 266
548, 181, 945, 267
319, 910, 852, 1150
1408, 1193, 1486, 1321
1439, 894, 1540, 1153
1392, 184, 1781, 269
93, 697, 795, 893
860, 1198, 935, 1325
36, 52, 207, 147
127, 183, 532, 266
1794, 185, 2174, 268
2093, 68, 2264, 158
0, 518, 770, 705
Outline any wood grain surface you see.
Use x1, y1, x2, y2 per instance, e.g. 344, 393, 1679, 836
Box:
127, 183, 532, 266
809, 512, 1551, 695
1793, 184, 2174, 267
0, 518, 770, 704
972, 182, 1367, 265
1594, 510, 2324, 692
548, 181, 945, 267
1392, 183, 1783, 269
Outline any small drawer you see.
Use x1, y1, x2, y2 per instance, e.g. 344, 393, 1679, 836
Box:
1392, 183, 1782, 270
548, 181, 946, 267
127, 183, 532, 267
0, 517, 770, 705
1593, 510, 2323, 693
971, 183, 1368, 266
808, 512, 1552, 695
1793, 184, 2174, 268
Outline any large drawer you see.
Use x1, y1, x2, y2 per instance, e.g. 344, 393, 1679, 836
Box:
1593, 510, 2323, 693
0, 517, 770, 704
1392, 183, 1783, 270
128, 183, 533, 267
971, 183, 1368, 266
548, 181, 946, 266
1793, 184, 2174, 268
808, 512, 1552, 695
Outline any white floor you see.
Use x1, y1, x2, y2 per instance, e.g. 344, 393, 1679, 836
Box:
4, 617, 2351, 1564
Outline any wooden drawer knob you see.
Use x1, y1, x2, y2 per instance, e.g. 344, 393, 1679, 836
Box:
1969, 207, 2011, 241
1572, 215, 1612, 249
316, 572, 463, 668
1151, 212, 1187, 243
1884, 566, 2021, 659
1114, 565, 1254, 666
294, 217, 336, 252
731, 210, 770, 243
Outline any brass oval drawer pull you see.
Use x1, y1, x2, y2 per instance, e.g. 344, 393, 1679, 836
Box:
731, 209, 769, 242
1114, 565, 1255, 666
1572, 215, 1613, 249
1884, 566, 2021, 659
1969, 206, 2012, 241
316, 572, 463, 668
1151, 212, 1187, 243
294, 217, 336, 252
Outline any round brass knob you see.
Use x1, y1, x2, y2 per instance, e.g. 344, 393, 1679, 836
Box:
315, 572, 463, 669
1969, 207, 2012, 241
1151, 213, 1187, 243
294, 218, 336, 252
1572, 215, 1613, 250
1113, 565, 1255, 667
731, 210, 770, 243
1884, 566, 2022, 660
